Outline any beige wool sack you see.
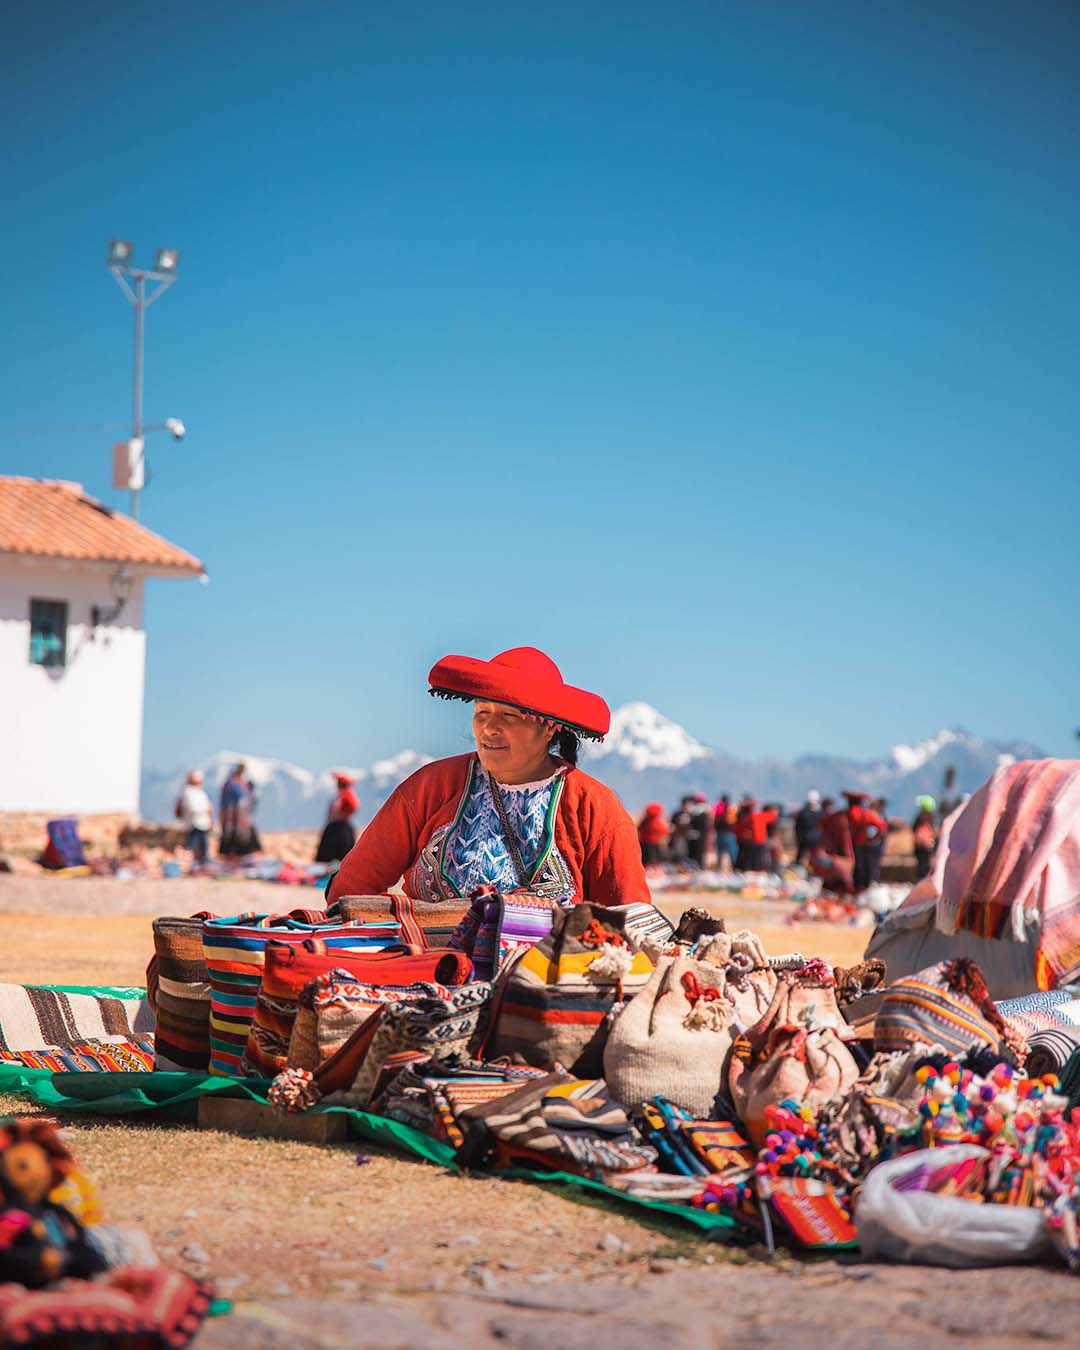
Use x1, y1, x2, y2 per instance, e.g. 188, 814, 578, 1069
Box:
603, 953, 735, 1118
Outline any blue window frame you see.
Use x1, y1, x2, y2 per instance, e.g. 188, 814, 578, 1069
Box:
29, 598, 68, 668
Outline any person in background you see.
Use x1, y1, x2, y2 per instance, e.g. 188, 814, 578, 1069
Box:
219, 762, 261, 857
765, 802, 785, 873
912, 794, 938, 880
811, 795, 855, 894
316, 772, 360, 865
870, 796, 892, 885
175, 769, 213, 869
735, 797, 777, 872
794, 789, 822, 867
844, 790, 888, 890
713, 793, 737, 868
687, 792, 713, 867
668, 796, 694, 863
637, 802, 670, 865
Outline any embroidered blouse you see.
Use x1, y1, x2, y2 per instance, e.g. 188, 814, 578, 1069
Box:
327, 753, 650, 908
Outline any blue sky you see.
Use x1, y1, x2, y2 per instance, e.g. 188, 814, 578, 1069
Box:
3, 1, 1078, 773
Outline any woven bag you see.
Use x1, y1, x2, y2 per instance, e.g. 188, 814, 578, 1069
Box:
203, 913, 401, 1076
328, 981, 494, 1109
603, 952, 735, 1117
487, 904, 654, 1077
330, 893, 472, 952
148, 912, 215, 1071
448, 889, 559, 981
242, 940, 473, 1078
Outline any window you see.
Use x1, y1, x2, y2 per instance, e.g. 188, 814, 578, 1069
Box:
29, 599, 68, 668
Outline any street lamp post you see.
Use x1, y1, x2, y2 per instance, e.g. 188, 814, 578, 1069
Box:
106, 241, 180, 520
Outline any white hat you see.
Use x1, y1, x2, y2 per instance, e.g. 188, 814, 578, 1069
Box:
807, 789, 821, 807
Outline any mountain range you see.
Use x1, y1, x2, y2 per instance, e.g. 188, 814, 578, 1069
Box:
139, 703, 1044, 830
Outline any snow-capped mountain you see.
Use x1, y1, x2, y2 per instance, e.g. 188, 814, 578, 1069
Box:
140, 705, 1046, 827
584, 701, 710, 772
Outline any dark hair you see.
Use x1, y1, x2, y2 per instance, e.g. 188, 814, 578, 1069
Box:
552, 728, 579, 765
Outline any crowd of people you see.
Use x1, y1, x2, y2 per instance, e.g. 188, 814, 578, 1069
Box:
174, 762, 361, 868
637, 789, 948, 892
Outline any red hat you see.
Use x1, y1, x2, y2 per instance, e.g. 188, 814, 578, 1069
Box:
428, 646, 610, 740
644, 802, 664, 816
843, 790, 868, 804
334, 772, 357, 787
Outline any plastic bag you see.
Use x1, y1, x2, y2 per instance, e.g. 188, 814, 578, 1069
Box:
856, 1145, 1051, 1267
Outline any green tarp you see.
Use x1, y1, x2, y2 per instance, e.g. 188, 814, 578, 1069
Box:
0, 1064, 742, 1238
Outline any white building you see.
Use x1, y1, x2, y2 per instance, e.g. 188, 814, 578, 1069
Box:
0, 477, 204, 817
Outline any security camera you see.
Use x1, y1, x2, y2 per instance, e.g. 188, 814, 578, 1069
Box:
165, 417, 186, 440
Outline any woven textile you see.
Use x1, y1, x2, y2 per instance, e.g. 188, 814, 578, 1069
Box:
328, 982, 493, 1109
331, 894, 472, 951
1025, 1027, 1080, 1076
0, 1038, 155, 1073
488, 903, 654, 1076
203, 914, 400, 1076
874, 962, 1011, 1057
448, 891, 559, 981
0, 985, 151, 1053
150, 914, 215, 1072
640, 1097, 754, 1177
373, 1057, 547, 1146
456, 1074, 658, 1179
0, 1265, 213, 1349
243, 942, 472, 1078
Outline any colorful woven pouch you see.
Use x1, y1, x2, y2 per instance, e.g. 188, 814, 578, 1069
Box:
203, 914, 400, 1076
243, 941, 473, 1077
149, 914, 215, 1072
874, 959, 1018, 1058
448, 890, 559, 981
488, 904, 654, 1077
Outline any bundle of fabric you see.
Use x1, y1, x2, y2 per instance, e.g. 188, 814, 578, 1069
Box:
202, 913, 401, 1075
448, 889, 560, 982
867, 759, 1080, 996
0, 1039, 155, 1073
455, 1073, 658, 1179
0, 984, 152, 1055
873, 959, 1024, 1061
373, 1057, 549, 1146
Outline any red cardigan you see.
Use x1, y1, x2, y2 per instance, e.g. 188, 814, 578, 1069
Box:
327, 753, 651, 907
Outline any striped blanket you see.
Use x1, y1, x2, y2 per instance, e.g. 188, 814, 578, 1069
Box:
0, 985, 152, 1052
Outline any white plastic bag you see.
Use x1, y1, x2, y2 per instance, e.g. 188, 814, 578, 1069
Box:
856, 1145, 1051, 1267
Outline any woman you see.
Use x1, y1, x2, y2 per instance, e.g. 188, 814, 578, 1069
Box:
175, 769, 213, 868
315, 772, 360, 864
637, 803, 670, 865
912, 797, 937, 880
327, 646, 650, 907
218, 762, 260, 857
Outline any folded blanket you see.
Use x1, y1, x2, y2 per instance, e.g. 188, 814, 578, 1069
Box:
0, 986, 152, 1053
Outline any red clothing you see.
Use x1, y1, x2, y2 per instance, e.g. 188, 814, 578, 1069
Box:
735, 808, 777, 845
638, 815, 670, 847
847, 804, 887, 848
819, 810, 854, 860
329, 787, 359, 822
328, 753, 650, 907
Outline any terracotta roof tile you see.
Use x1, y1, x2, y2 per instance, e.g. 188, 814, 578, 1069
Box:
0, 477, 204, 573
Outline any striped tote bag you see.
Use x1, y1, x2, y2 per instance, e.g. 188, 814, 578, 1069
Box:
203, 913, 401, 1076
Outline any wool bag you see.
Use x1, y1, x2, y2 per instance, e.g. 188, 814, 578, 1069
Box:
241, 940, 473, 1078
327, 981, 494, 1109
603, 952, 735, 1117
330, 894, 472, 951
697, 929, 778, 1031
148, 913, 215, 1071
487, 903, 654, 1077
729, 969, 860, 1145
203, 913, 401, 1076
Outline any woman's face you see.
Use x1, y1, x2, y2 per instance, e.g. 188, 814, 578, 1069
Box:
472, 701, 555, 783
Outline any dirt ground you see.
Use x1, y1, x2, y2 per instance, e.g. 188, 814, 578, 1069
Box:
0, 875, 1077, 1347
